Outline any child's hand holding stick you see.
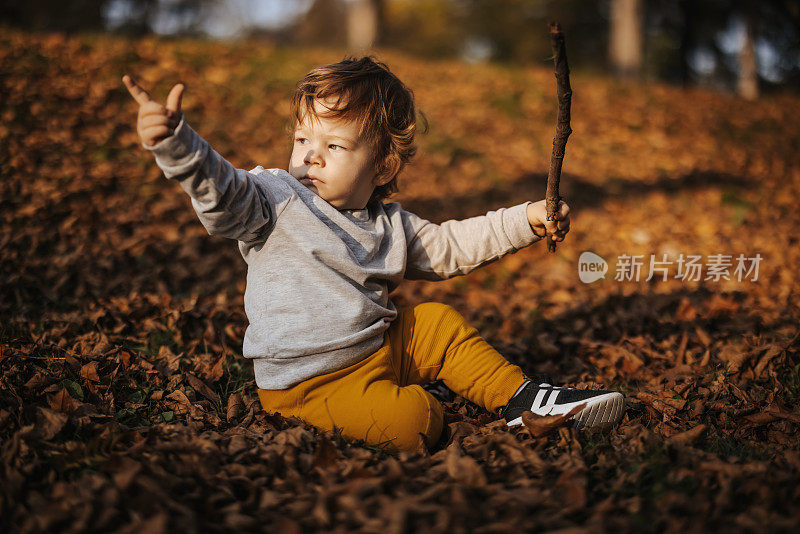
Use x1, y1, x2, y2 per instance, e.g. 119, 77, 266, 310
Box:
527, 199, 570, 243
123, 74, 185, 147
545, 22, 573, 253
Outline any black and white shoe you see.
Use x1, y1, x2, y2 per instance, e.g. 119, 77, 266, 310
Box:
500, 381, 625, 429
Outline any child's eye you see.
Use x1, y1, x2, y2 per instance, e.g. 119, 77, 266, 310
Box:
329, 144, 345, 151
295, 137, 308, 144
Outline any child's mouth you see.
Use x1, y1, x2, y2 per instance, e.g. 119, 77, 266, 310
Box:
300, 175, 321, 186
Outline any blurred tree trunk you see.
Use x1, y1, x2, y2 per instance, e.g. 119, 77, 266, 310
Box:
678, 0, 696, 87
295, 0, 346, 47
347, 0, 383, 52
609, 0, 643, 78
737, 13, 759, 100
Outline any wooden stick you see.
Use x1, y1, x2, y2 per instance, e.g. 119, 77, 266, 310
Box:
545, 22, 573, 253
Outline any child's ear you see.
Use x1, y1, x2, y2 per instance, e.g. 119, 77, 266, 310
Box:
373, 173, 394, 187
373, 157, 400, 186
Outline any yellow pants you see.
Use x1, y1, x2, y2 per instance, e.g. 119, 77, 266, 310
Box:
257, 302, 529, 453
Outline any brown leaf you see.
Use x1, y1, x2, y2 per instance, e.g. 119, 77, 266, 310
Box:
227, 434, 250, 455
676, 330, 689, 364
80, 361, 100, 382
705, 294, 740, 317
311, 493, 331, 527
634, 392, 686, 414
158, 345, 181, 371
699, 348, 711, 367
743, 412, 778, 427
313, 436, 339, 469
753, 344, 784, 377
226, 393, 243, 422
185, 372, 221, 405
666, 424, 708, 446
23, 372, 51, 390
111, 456, 142, 490
274, 426, 313, 448
21, 407, 67, 440
676, 297, 698, 321
164, 390, 192, 416
447, 420, 480, 443
445, 443, 487, 487
116, 512, 168, 534
596, 345, 645, 376
695, 327, 712, 347
555, 469, 587, 511
49, 387, 80, 414
717, 343, 752, 373
521, 403, 586, 438
224, 323, 242, 344
765, 405, 800, 423
207, 353, 226, 382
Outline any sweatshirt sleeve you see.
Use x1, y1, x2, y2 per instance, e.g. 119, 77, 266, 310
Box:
400, 202, 542, 281
145, 117, 276, 244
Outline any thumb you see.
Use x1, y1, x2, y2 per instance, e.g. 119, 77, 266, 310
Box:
165, 83, 184, 114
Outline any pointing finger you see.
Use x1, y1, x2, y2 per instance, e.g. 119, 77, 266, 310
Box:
165, 83, 184, 113
123, 74, 153, 106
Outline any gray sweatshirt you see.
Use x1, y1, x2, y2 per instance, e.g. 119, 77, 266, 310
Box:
147, 118, 542, 389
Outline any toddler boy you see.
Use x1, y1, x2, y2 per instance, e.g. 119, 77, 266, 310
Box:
123, 56, 623, 453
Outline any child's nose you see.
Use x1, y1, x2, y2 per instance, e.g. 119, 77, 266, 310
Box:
304, 148, 324, 166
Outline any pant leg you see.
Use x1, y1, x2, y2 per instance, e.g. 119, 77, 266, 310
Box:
390, 302, 529, 413
257, 338, 444, 453
256, 301, 526, 452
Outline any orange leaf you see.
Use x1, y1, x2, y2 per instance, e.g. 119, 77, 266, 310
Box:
226, 393, 243, 422
666, 424, 708, 446
80, 361, 100, 382
521, 402, 585, 438
50, 387, 80, 414
165, 390, 192, 416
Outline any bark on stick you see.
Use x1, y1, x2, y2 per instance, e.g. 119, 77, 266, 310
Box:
546, 22, 573, 253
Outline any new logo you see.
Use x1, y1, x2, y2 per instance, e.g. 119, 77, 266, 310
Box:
578, 251, 607, 283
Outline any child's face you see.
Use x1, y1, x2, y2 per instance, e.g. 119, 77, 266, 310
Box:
289, 98, 386, 210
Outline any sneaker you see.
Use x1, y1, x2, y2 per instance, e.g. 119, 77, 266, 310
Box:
500, 381, 625, 428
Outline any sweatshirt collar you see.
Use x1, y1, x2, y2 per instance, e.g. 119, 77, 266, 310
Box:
342, 206, 371, 222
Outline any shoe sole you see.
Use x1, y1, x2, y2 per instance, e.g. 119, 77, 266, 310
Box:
572, 392, 625, 429
506, 392, 625, 428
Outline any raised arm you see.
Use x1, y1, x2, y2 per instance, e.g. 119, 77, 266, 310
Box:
401, 199, 570, 281
400, 202, 543, 281
123, 75, 275, 244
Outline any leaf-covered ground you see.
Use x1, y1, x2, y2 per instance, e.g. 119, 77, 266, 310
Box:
2, 29, 800, 533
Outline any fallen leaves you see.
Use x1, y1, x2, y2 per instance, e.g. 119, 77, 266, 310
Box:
20, 407, 68, 441
444, 442, 488, 487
